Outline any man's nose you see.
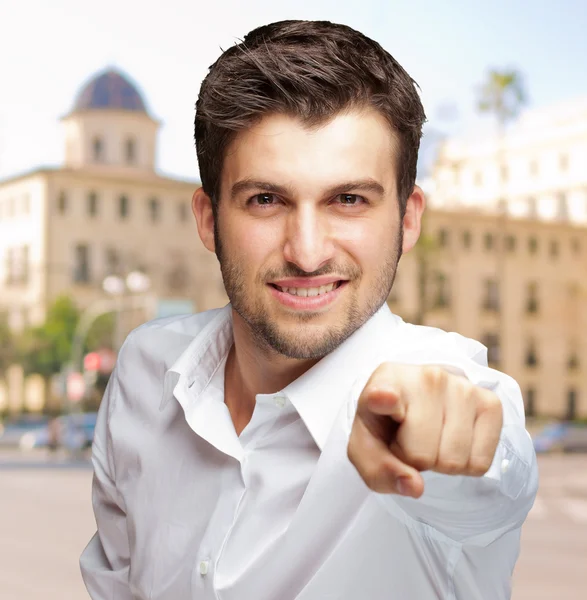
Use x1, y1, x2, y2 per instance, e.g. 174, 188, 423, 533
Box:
282, 205, 335, 273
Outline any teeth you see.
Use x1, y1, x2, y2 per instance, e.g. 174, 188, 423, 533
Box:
277, 283, 338, 296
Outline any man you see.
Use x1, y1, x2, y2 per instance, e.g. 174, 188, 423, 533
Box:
80, 20, 538, 600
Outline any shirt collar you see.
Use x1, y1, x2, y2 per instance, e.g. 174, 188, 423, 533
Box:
160, 303, 400, 451
160, 305, 233, 411
283, 304, 400, 450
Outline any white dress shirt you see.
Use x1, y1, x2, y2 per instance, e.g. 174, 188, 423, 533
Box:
80, 304, 538, 600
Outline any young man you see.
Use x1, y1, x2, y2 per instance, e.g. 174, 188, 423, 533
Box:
81, 20, 538, 600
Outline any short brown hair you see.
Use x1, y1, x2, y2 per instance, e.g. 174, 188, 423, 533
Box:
195, 20, 426, 217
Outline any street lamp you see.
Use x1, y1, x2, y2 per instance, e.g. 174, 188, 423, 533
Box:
102, 271, 151, 351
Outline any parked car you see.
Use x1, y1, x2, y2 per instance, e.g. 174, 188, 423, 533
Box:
19, 412, 98, 451
0, 415, 50, 448
532, 422, 587, 453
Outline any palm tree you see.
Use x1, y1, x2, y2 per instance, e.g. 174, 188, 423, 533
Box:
477, 69, 527, 371
478, 69, 526, 132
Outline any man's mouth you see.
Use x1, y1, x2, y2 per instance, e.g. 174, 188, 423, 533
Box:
270, 281, 343, 297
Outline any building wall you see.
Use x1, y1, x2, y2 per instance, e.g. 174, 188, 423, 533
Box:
391, 209, 587, 419
431, 97, 587, 224
44, 169, 227, 316
0, 173, 50, 329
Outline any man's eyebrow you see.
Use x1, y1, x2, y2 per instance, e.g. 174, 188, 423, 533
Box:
230, 178, 385, 199
230, 179, 293, 199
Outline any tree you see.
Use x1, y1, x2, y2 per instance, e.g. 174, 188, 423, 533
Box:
0, 313, 17, 374
477, 69, 526, 130
18, 296, 80, 378
477, 68, 527, 369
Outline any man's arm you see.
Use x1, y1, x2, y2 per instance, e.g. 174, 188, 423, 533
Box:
80, 366, 134, 599
347, 357, 538, 546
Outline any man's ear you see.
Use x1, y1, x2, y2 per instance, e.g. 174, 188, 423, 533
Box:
192, 187, 216, 253
401, 185, 426, 254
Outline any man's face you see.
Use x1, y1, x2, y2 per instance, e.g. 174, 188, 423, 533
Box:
198, 109, 422, 359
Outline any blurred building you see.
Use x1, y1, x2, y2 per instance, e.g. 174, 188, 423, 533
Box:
394, 98, 587, 420
0, 68, 226, 332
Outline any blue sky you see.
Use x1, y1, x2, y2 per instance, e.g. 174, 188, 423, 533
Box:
0, 0, 586, 181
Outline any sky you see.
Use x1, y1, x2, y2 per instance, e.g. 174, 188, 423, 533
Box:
0, 0, 586, 181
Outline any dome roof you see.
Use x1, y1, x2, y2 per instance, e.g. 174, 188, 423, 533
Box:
73, 68, 147, 113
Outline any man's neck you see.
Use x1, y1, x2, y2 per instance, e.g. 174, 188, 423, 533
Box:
224, 310, 320, 435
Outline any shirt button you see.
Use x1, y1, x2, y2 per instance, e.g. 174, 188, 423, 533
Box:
274, 396, 286, 408
199, 560, 209, 576
501, 458, 510, 474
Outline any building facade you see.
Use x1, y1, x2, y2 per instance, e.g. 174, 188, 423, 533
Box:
0, 69, 227, 334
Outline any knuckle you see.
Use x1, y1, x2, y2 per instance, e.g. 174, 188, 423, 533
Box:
439, 455, 468, 475
468, 456, 493, 476
406, 451, 435, 472
422, 366, 448, 391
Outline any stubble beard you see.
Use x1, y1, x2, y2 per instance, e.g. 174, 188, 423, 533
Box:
215, 220, 403, 360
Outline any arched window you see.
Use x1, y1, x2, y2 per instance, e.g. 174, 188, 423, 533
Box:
93, 137, 104, 162
125, 137, 136, 164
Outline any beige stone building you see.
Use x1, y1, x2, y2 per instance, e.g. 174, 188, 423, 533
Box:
402, 98, 587, 419
0, 68, 227, 335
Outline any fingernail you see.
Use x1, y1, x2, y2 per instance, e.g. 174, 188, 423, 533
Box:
396, 476, 411, 496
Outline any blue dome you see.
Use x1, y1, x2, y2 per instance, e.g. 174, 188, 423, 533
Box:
73, 69, 147, 112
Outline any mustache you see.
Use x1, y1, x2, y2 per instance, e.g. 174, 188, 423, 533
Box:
262, 262, 361, 282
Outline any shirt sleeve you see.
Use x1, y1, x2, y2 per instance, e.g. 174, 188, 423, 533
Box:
351, 332, 539, 547
79, 363, 134, 599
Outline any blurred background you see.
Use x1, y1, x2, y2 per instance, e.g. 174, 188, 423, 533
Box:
0, 0, 586, 598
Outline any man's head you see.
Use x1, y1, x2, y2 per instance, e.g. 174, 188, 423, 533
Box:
193, 20, 426, 360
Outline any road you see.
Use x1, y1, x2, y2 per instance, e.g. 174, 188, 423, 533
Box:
0, 452, 586, 599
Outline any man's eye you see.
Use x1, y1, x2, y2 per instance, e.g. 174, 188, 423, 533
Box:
337, 194, 363, 205
251, 193, 277, 206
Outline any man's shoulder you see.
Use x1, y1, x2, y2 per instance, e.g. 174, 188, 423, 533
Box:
386, 313, 488, 365
120, 306, 229, 370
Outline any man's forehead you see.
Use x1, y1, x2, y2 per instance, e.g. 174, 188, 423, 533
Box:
221, 109, 399, 194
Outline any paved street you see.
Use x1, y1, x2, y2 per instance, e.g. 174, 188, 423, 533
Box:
0, 452, 586, 599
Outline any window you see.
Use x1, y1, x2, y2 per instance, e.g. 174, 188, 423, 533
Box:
119, 195, 130, 219
125, 137, 136, 164
505, 235, 516, 252
57, 191, 68, 215
525, 341, 538, 368
4, 246, 29, 285
437, 229, 448, 248
567, 388, 578, 421
88, 191, 98, 217
474, 171, 483, 186
462, 230, 471, 249
7, 197, 15, 218
482, 333, 500, 366
527, 196, 538, 219
526, 282, 539, 314
93, 137, 104, 162
432, 272, 450, 308
549, 239, 559, 258
482, 279, 500, 311
73, 244, 91, 283
178, 201, 189, 223
525, 388, 536, 418
148, 197, 160, 223
528, 236, 538, 255
484, 232, 494, 251
105, 247, 120, 276
529, 160, 539, 176
571, 238, 581, 255
557, 193, 568, 220
22, 194, 30, 215
560, 154, 569, 171
568, 349, 579, 371
500, 164, 508, 182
